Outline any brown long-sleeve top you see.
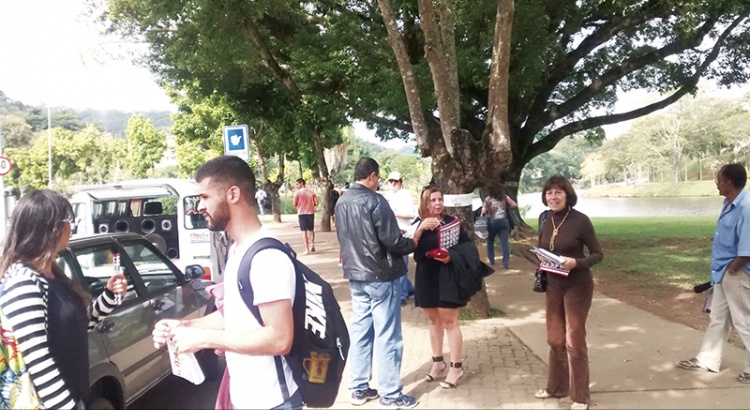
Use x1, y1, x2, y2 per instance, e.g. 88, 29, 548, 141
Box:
538, 207, 603, 289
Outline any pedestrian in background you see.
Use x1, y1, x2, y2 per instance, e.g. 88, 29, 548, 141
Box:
335, 158, 419, 409
255, 187, 268, 216
534, 175, 603, 410
412, 185, 473, 389
293, 178, 318, 254
481, 182, 517, 269
678, 163, 750, 384
0, 189, 127, 409
384, 171, 416, 306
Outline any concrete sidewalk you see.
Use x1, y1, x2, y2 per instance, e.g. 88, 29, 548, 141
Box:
262, 218, 750, 409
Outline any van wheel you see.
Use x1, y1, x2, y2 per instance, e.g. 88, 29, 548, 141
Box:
197, 350, 222, 381
89, 396, 116, 410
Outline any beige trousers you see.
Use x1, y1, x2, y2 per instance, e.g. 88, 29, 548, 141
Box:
696, 271, 750, 373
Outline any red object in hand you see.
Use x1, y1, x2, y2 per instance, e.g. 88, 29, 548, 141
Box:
427, 249, 449, 259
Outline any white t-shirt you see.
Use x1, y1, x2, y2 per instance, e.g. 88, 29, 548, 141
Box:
223, 227, 298, 409
384, 189, 415, 231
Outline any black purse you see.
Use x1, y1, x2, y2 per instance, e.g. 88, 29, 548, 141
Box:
533, 269, 547, 293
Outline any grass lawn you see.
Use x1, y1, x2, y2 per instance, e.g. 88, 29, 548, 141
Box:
506, 216, 719, 291
591, 216, 717, 290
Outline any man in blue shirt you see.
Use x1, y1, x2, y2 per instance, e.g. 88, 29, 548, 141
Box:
677, 163, 750, 384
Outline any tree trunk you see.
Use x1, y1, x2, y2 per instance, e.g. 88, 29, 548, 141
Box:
310, 129, 333, 232
267, 153, 286, 223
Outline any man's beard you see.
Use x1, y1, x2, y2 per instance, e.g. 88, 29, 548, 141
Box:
207, 200, 230, 232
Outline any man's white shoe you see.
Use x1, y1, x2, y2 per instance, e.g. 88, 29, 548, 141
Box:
571, 402, 588, 410
534, 389, 553, 399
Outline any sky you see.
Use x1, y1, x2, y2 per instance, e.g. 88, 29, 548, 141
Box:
1, 0, 748, 148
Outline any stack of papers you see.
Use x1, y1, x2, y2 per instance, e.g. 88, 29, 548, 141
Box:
530, 247, 566, 265
168, 342, 205, 385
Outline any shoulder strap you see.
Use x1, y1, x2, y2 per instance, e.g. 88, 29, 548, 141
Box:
236, 237, 294, 403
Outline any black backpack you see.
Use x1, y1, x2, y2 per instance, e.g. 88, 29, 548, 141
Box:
237, 238, 350, 408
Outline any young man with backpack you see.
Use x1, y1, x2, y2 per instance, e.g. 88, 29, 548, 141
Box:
335, 158, 419, 409
151, 156, 301, 409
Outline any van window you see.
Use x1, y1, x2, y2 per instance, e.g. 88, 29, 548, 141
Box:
184, 195, 207, 229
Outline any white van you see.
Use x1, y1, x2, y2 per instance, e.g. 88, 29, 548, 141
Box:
68, 179, 218, 280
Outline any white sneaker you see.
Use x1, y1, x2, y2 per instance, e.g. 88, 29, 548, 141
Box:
571, 402, 588, 410
534, 389, 553, 399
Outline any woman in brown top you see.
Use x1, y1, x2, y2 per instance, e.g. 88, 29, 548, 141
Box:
533, 176, 603, 410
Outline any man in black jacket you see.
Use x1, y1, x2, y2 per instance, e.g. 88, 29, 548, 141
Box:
335, 157, 419, 409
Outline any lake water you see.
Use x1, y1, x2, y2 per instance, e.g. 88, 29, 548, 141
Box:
518, 191, 724, 218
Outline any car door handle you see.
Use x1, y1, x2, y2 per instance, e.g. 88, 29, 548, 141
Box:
95, 319, 115, 334
152, 300, 166, 312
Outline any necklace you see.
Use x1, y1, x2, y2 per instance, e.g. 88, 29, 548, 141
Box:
549, 207, 571, 251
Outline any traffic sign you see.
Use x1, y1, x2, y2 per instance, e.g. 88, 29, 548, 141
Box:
223, 125, 250, 161
0, 156, 12, 176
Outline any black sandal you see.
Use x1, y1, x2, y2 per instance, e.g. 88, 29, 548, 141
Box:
440, 361, 464, 389
423, 356, 447, 382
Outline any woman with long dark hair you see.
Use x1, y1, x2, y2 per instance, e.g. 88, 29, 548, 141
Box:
481, 182, 517, 269
0, 190, 127, 409
533, 176, 603, 410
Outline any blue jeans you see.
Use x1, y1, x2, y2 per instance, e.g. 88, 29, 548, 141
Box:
348, 278, 404, 400
400, 255, 414, 301
487, 217, 510, 268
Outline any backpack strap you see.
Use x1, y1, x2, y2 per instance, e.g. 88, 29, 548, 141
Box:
237, 237, 296, 404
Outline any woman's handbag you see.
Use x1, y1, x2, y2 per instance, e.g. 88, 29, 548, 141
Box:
0, 305, 44, 409
532, 269, 547, 293
474, 215, 489, 239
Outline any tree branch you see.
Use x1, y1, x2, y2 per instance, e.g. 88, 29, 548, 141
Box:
523, 14, 746, 162
243, 18, 300, 97
375, 0, 430, 150
416, 0, 460, 156
485, 0, 514, 152
525, 15, 722, 139
518, 0, 670, 128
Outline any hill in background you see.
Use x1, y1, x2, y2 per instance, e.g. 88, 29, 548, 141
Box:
0, 90, 172, 136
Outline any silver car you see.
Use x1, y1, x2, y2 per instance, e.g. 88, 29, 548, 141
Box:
56, 233, 218, 409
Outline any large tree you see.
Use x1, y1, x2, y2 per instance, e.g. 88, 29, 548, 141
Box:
97, 0, 750, 316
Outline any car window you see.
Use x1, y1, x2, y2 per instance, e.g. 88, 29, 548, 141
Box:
122, 241, 179, 293
73, 245, 138, 302
56, 252, 77, 281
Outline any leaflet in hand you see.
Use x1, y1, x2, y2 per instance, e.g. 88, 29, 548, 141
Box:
168, 342, 205, 385
538, 261, 570, 277
437, 219, 461, 250
530, 247, 566, 265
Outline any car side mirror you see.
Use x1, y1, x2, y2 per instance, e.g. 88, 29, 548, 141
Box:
184, 264, 205, 281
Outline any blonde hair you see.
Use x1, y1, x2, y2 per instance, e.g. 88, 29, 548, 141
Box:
418, 185, 444, 220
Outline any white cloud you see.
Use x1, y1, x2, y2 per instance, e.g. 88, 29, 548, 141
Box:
0, 0, 175, 112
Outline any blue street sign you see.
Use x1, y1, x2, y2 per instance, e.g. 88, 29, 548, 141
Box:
223, 125, 250, 161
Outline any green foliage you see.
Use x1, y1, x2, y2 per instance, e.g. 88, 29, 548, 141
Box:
580, 93, 750, 186
79, 109, 173, 136
519, 136, 601, 192
1, 114, 35, 149
125, 115, 167, 178
6, 125, 126, 192
96, 0, 750, 196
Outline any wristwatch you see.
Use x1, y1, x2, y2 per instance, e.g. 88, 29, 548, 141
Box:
727, 269, 738, 275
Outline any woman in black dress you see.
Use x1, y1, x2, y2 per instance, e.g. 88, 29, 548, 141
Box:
413, 185, 471, 389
